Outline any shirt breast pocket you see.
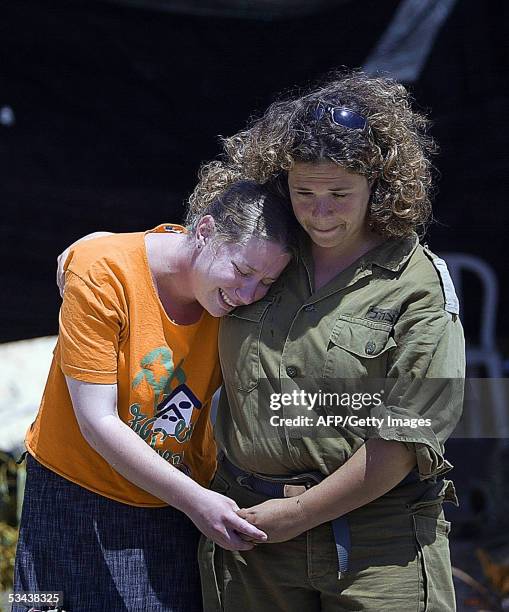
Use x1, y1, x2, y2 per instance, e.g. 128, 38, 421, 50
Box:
322, 317, 397, 380
219, 300, 273, 392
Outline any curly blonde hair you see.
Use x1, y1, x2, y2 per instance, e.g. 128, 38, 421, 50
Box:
189, 70, 437, 238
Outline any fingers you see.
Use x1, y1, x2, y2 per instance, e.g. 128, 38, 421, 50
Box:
56, 247, 72, 297
221, 532, 255, 551
209, 523, 255, 551
237, 533, 261, 544
56, 255, 65, 298
227, 513, 267, 542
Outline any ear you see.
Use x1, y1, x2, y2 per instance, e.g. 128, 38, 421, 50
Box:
195, 215, 216, 247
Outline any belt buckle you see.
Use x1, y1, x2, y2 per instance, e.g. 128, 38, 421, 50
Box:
283, 484, 308, 497
235, 474, 253, 490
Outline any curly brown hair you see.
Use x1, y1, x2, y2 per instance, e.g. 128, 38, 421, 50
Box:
189, 70, 437, 238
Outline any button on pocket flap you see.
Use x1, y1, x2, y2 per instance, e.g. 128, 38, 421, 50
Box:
227, 299, 273, 323
329, 318, 397, 358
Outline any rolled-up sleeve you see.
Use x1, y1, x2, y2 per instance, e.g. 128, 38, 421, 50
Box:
376, 302, 465, 479
59, 270, 126, 384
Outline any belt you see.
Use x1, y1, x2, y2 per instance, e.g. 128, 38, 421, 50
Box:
221, 455, 351, 578
221, 455, 422, 580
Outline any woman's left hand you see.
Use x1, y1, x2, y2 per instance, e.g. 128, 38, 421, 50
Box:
236, 497, 308, 543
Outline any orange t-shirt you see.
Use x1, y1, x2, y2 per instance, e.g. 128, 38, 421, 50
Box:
26, 224, 222, 506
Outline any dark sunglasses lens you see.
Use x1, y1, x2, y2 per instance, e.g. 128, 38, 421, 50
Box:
331, 108, 366, 130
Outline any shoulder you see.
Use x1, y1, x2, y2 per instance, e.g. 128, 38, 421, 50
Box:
400, 243, 460, 316
64, 232, 145, 286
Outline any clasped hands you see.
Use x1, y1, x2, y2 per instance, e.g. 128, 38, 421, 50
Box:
236, 495, 310, 544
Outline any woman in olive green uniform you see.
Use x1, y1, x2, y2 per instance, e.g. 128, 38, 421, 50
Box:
193, 71, 464, 611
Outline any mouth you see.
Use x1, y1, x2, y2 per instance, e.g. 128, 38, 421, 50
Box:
219, 288, 238, 309
310, 225, 341, 235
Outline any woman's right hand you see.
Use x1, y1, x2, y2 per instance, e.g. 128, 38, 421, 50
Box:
65, 377, 267, 552
56, 231, 113, 297
185, 488, 267, 551
56, 245, 72, 297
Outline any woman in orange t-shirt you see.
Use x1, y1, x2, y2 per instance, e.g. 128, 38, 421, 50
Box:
13, 180, 296, 612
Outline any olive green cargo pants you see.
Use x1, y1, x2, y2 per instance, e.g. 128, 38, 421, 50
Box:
198, 463, 456, 612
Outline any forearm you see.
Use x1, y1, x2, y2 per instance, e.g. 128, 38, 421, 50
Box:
64, 359, 266, 551
299, 438, 416, 529
81, 413, 205, 514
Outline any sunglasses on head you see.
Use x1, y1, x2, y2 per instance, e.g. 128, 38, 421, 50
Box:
311, 102, 367, 130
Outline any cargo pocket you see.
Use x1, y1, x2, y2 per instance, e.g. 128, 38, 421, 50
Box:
219, 300, 273, 392
412, 510, 455, 611
323, 316, 397, 380
198, 535, 223, 612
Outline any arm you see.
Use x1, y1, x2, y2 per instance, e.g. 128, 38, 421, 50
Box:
237, 438, 415, 543
57, 232, 113, 296
240, 278, 465, 542
65, 377, 267, 551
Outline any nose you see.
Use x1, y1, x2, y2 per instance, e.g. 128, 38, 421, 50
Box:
235, 279, 261, 305
311, 197, 334, 218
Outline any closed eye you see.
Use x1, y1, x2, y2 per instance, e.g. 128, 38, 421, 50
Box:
232, 262, 251, 277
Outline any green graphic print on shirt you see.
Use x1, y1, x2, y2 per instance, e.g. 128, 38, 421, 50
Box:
127, 346, 201, 472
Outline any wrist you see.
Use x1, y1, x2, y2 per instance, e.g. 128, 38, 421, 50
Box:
169, 479, 206, 517
293, 495, 314, 532
298, 486, 335, 529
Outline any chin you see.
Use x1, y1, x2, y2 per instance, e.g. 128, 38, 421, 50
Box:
204, 302, 226, 318
309, 233, 344, 249
208, 292, 234, 318
306, 225, 345, 245
208, 310, 223, 318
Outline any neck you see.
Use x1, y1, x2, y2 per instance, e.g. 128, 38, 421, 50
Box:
145, 233, 203, 323
312, 231, 386, 290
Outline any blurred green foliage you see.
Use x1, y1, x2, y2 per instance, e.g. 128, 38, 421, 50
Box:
0, 451, 20, 592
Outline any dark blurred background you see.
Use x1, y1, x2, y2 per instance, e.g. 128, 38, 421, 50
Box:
1, 0, 507, 347
1, 1, 509, 604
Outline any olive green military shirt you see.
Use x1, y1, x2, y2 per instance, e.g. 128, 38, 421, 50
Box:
215, 233, 465, 480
